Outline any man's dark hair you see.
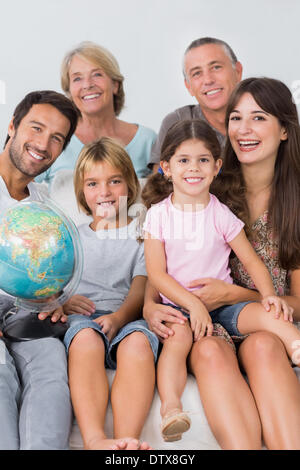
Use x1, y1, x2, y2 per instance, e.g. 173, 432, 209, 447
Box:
4, 90, 79, 149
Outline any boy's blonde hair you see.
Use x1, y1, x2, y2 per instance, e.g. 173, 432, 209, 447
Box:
74, 137, 140, 216
61, 41, 125, 116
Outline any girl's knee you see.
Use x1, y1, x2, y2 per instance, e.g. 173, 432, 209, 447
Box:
164, 322, 193, 346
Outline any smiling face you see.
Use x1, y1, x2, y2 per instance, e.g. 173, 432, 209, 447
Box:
161, 138, 222, 207
228, 92, 288, 168
83, 160, 129, 229
68, 55, 118, 116
7, 103, 71, 177
184, 43, 242, 115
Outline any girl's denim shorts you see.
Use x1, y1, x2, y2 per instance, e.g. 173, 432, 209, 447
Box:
64, 311, 159, 370
164, 301, 254, 337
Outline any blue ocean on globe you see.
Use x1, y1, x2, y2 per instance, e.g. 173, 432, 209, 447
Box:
0, 201, 75, 299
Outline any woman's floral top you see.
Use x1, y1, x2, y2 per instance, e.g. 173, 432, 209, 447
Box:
230, 211, 290, 296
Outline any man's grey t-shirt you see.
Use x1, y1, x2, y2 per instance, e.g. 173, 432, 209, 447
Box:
149, 104, 226, 167
76, 220, 147, 312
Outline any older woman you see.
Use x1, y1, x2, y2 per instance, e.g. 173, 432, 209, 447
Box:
36, 41, 156, 184
143, 77, 300, 449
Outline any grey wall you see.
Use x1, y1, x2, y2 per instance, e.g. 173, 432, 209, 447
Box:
1, 0, 300, 146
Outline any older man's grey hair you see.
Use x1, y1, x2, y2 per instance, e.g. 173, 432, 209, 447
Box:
183, 37, 238, 79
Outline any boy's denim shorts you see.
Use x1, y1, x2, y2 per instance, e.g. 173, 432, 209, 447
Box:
64, 311, 159, 370
164, 301, 254, 337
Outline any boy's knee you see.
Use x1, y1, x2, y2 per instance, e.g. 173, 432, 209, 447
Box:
69, 328, 104, 352
119, 332, 153, 360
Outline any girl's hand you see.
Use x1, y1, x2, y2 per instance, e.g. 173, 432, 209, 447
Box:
189, 304, 213, 341
187, 278, 230, 311
93, 314, 120, 342
63, 295, 96, 316
261, 296, 294, 322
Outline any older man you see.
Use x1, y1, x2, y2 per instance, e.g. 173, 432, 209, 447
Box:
0, 90, 78, 449
149, 37, 243, 170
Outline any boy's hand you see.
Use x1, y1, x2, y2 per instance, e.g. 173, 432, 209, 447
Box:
93, 313, 120, 342
63, 295, 96, 316
261, 296, 294, 322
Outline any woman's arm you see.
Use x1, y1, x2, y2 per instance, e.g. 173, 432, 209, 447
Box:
230, 230, 291, 318
229, 230, 276, 297
187, 277, 261, 311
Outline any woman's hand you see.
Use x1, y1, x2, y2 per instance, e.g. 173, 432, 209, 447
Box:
93, 313, 120, 342
187, 278, 230, 311
143, 302, 188, 342
63, 295, 96, 316
261, 296, 294, 322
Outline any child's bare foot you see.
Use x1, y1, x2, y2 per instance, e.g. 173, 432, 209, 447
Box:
139, 441, 153, 450
86, 436, 146, 450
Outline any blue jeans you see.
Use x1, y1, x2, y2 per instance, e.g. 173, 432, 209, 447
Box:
0, 337, 72, 450
64, 311, 159, 369
164, 301, 253, 336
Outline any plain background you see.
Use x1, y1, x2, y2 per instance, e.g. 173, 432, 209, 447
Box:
0, 0, 300, 147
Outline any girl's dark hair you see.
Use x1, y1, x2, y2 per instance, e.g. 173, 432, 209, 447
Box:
212, 77, 300, 270
4, 90, 79, 150
142, 119, 221, 209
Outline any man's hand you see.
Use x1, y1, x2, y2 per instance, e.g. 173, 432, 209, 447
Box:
38, 306, 67, 323
143, 302, 187, 342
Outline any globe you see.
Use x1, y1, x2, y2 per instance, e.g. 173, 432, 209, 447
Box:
0, 199, 83, 312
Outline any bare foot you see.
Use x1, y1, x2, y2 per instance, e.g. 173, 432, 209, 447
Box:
110, 438, 141, 450
86, 436, 153, 450
139, 441, 153, 450
86, 437, 133, 450
111, 438, 153, 450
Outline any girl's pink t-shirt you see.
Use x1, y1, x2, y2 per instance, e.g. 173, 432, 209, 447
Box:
143, 193, 244, 305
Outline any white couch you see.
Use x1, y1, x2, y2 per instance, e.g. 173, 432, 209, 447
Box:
41, 170, 300, 450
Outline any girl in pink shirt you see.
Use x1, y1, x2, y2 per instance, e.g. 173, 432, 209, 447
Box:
143, 119, 299, 442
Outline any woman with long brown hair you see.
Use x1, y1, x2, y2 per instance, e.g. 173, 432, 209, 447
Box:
143, 77, 300, 449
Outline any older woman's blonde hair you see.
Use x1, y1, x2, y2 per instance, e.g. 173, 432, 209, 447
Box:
74, 137, 140, 216
61, 41, 125, 116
